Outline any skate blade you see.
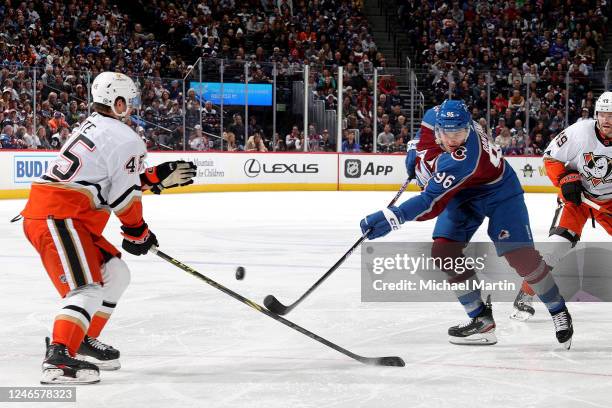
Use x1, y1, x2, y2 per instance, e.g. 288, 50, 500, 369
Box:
77, 354, 121, 371
509, 309, 534, 321
560, 338, 572, 350
41, 368, 100, 385
449, 332, 497, 346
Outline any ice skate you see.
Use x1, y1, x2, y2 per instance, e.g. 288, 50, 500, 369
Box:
77, 335, 121, 370
509, 289, 535, 321
551, 306, 573, 350
41, 338, 100, 384
449, 296, 497, 345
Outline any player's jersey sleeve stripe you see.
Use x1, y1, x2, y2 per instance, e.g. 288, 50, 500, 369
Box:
75, 181, 108, 206
109, 184, 142, 209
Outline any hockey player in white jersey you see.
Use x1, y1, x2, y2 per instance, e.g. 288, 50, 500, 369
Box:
21, 72, 196, 384
511, 91, 612, 320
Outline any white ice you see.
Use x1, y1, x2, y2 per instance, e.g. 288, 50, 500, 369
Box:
1, 191, 611, 408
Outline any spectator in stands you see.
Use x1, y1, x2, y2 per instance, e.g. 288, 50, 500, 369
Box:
228, 114, 246, 147
307, 124, 322, 151
342, 130, 361, 152
189, 125, 209, 151
48, 111, 69, 134
573, 106, 589, 123
391, 134, 406, 153
398, 126, 410, 144
224, 132, 239, 152
495, 127, 512, 151
504, 137, 524, 156
319, 129, 335, 152
50, 127, 70, 149
245, 131, 268, 152
511, 119, 527, 139
509, 90, 525, 112
22, 124, 38, 149
285, 126, 300, 151
377, 123, 395, 152
493, 93, 509, 113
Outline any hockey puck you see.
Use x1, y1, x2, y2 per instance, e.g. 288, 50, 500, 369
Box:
235, 266, 246, 280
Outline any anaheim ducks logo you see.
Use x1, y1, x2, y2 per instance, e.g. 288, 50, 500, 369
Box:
582, 152, 612, 186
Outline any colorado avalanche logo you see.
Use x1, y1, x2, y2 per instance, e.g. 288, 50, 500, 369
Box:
451, 146, 467, 161
582, 152, 612, 186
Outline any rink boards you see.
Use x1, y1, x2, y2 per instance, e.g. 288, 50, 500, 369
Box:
0, 151, 557, 199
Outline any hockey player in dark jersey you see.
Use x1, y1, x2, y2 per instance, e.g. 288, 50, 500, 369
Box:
361, 100, 573, 348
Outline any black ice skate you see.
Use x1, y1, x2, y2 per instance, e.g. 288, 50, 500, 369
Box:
509, 289, 535, 321
77, 335, 121, 370
449, 295, 497, 345
41, 337, 100, 384
551, 306, 573, 350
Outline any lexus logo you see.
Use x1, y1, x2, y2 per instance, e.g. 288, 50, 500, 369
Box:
243, 158, 319, 178
244, 158, 261, 177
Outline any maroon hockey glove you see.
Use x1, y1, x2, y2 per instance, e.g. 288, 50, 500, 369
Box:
559, 172, 583, 206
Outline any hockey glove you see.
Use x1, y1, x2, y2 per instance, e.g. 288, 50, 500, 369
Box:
360, 207, 405, 240
142, 161, 197, 194
121, 222, 158, 256
559, 172, 583, 206
405, 139, 418, 179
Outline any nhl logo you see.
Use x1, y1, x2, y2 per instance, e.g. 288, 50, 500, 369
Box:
59, 275, 67, 284
344, 159, 361, 178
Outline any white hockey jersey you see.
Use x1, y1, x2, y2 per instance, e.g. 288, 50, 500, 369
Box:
545, 119, 612, 200
22, 112, 147, 235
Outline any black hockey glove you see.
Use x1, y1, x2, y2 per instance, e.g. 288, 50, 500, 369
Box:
121, 221, 158, 256
559, 172, 583, 206
141, 161, 197, 194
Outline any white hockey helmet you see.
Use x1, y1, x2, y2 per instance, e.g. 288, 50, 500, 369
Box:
91, 72, 140, 118
595, 91, 612, 114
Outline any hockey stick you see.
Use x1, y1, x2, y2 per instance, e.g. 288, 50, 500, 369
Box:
150, 246, 405, 367
581, 194, 602, 211
581, 193, 612, 215
264, 177, 414, 316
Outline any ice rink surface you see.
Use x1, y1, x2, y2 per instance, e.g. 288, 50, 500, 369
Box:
1, 191, 611, 408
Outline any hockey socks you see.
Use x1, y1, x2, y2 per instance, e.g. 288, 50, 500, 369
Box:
453, 272, 484, 317
53, 284, 104, 355
87, 301, 115, 338
505, 248, 565, 314
521, 280, 535, 296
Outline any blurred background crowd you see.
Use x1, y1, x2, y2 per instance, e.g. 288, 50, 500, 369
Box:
0, 0, 609, 156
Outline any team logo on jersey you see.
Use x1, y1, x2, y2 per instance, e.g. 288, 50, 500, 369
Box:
451, 146, 467, 161
498, 230, 510, 240
582, 152, 612, 186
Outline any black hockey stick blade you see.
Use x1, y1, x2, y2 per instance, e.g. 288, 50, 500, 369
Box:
263, 294, 291, 315
366, 356, 406, 367
151, 247, 404, 367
